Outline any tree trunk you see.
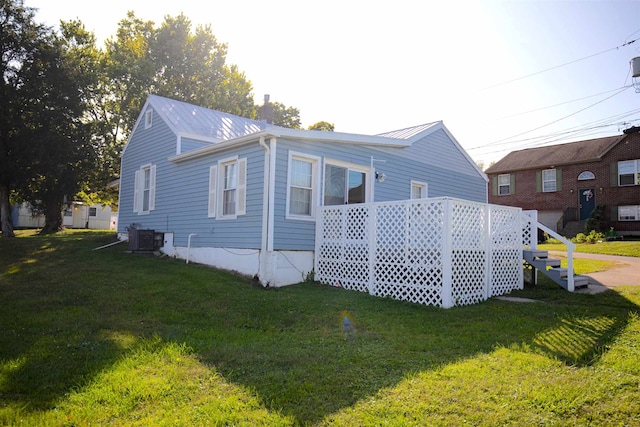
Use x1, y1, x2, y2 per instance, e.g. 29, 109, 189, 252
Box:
40, 199, 64, 235
0, 183, 15, 238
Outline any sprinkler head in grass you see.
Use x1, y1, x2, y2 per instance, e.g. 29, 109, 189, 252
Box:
340, 310, 356, 342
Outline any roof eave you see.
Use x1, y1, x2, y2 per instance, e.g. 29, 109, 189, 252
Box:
486, 156, 605, 174
169, 128, 412, 163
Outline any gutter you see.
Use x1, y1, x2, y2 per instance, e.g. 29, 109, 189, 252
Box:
169, 128, 410, 163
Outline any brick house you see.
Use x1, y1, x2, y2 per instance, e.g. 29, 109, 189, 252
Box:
485, 127, 640, 237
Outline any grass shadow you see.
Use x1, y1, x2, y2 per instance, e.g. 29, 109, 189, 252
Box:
0, 232, 638, 424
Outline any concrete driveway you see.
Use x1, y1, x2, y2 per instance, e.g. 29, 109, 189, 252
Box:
548, 251, 640, 292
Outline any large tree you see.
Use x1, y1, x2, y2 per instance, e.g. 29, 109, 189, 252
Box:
100, 12, 258, 150
308, 121, 335, 131
272, 102, 301, 129
0, 0, 48, 237
0, 7, 304, 237
13, 19, 97, 233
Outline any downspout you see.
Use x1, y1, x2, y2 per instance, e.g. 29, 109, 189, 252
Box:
259, 137, 272, 285
186, 233, 197, 264
268, 138, 276, 252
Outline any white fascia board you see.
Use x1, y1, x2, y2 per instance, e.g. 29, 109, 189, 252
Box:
169, 131, 268, 163
169, 128, 411, 163
439, 124, 489, 183
121, 97, 154, 157
271, 127, 411, 147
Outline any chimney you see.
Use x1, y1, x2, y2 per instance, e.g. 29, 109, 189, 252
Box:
258, 94, 274, 124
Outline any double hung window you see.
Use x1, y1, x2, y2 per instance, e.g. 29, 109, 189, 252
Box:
618, 160, 640, 186
497, 174, 511, 196
208, 156, 247, 219
133, 164, 156, 214
542, 169, 557, 192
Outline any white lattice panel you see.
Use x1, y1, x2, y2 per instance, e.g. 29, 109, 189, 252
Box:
370, 200, 445, 307
315, 198, 524, 308
490, 206, 524, 296
449, 201, 488, 305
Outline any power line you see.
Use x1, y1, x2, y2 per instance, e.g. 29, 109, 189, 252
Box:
475, 86, 630, 149
479, 36, 639, 91
488, 85, 632, 122
468, 108, 640, 155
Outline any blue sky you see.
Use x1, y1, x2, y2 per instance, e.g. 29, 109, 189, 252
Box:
28, 0, 640, 166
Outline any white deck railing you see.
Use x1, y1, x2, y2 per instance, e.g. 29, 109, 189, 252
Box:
315, 197, 524, 308
522, 210, 576, 291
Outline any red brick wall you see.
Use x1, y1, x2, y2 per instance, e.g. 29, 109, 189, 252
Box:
488, 132, 640, 234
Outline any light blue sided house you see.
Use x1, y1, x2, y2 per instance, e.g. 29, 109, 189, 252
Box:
117, 94, 488, 286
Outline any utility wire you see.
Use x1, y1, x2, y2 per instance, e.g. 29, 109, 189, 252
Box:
475, 86, 630, 148
468, 108, 640, 153
489, 85, 632, 122
480, 37, 639, 91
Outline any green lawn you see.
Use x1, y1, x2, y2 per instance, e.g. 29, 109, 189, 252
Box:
538, 239, 640, 257
1, 231, 639, 426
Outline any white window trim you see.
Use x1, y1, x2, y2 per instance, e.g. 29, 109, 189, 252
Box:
498, 173, 510, 196
322, 158, 372, 205
144, 109, 153, 129
212, 156, 247, 220
286, 151, 321, 221
410, 180, 428, 199
542, 168, 557, 193
133, 163, 156, 215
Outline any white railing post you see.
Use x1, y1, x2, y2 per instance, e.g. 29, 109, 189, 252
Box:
442, 198, 454, 308
485, 204, 492, 299
567, 242, 575, 292
314, 206, 323, 282
533, 219, 576, 292
368, 203, 376, 295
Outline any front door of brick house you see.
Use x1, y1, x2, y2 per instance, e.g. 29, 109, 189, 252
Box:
579, 188, 596, 221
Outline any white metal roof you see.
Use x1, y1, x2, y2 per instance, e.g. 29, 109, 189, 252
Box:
376, 122, 441, 140
148, 94, 267, 142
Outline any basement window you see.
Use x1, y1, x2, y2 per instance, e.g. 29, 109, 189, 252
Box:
618, 205, 640, 221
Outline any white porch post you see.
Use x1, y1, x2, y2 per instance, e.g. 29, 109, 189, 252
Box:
485, 204, 492, 299
442, 198, 454, 308
368, 203, 376, 295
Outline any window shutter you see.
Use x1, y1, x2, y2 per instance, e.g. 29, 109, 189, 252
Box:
610, 163, 618, 186
610, 205, 618, 221
536, 171, 542, 192
208, 165, 217, 218
133, 170, 140, 213
237, 158, 247, 215
148, 165, 156, 211
556, 168, 562, 191
509, 174, 516, 195
491, 176, 498, 196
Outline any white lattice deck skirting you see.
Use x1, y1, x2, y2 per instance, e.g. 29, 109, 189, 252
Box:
314, 197, 524, 308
